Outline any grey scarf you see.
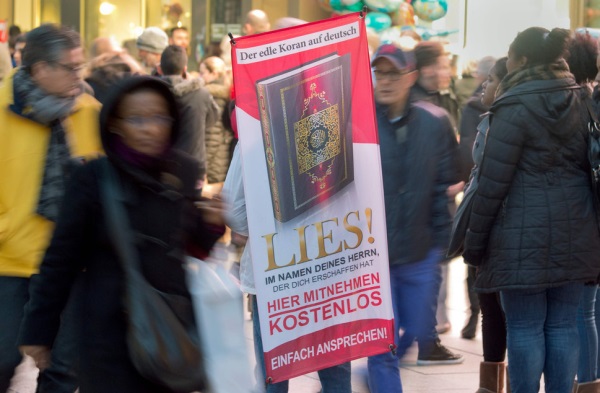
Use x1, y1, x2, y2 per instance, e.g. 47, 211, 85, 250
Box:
10, 68, 81, 222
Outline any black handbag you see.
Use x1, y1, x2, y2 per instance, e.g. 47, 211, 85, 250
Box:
99, 159, 207, 393
447, 169, 479, 259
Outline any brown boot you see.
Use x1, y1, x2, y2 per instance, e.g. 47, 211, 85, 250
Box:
476, 362, 505, 393
576, 380, 600, 393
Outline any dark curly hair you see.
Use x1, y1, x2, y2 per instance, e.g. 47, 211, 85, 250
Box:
566, 31, 599, 85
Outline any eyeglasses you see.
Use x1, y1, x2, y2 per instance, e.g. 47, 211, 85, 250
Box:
50, 61, 87, 74
117, 115, 174, 128
373, 69, 412, 81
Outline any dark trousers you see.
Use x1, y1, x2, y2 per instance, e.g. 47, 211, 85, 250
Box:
0, 277, 29, 392
478, 291, 506, 362
0, 275, 81, 393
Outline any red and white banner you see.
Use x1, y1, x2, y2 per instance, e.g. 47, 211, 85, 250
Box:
231, 12, 394, 383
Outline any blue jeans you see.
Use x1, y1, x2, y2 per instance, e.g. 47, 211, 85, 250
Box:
577, 285, 598, 383
367, 248, 443, 393
251, 295, 351, 393
596, 289, 600, 373
501, 283, 583, 393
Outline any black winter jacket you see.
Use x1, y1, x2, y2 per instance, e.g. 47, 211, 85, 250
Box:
464, 78, 600, 292
378, 101, 460, 266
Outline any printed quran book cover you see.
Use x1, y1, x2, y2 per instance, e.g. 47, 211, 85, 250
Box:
256, 53, 354, 222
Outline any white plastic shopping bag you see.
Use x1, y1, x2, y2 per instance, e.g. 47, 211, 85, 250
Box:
186, 255, 254, 393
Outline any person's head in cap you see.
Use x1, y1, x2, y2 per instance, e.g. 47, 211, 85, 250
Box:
371, 44, 418, 118
136, 27, 168, 72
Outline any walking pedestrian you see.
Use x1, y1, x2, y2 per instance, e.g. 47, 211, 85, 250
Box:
18, 75, 225, 392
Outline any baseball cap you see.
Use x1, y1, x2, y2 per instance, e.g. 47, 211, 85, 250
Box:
136, 27, 168, 54
371, 44, 416, 72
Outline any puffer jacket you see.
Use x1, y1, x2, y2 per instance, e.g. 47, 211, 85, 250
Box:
465, 78, 600, 292
204, 81, 233, 183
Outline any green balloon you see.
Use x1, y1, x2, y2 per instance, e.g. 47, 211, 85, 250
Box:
344, 1, 365, 12
365, 12, 392, 32
330, 0, 345, 11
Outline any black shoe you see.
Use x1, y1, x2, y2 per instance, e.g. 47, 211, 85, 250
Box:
417, 341, 465, 365
461, 313, 478, 339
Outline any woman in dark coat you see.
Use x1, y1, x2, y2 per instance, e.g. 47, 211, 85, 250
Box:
18, 76, 225, 392
463, 27, 600, 393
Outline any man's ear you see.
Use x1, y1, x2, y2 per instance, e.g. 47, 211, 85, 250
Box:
182, 65, 188, 79
157, 64, 163, 76
29, 62, 47, 83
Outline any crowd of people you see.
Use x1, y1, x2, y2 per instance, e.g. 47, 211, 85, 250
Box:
1, 6, 600, 393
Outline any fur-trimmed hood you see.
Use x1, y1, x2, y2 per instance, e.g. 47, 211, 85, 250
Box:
161, 75, 204, 97
204, 81, 230, 101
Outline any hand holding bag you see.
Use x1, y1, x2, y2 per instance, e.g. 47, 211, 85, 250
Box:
100, 159, 207, 393
186, 255, 254, 393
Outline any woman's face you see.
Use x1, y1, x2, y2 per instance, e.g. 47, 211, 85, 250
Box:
199, 63, 215, 83
112, 90, 173, 157
481, 70, 501, 107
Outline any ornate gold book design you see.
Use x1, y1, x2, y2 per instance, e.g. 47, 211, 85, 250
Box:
256, 53, 354, 222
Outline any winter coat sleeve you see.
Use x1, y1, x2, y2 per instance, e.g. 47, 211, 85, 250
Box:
432, 115, 461, 251
463, 105, 526, 264
458, 104, 483, 182
18, 164, 97, 346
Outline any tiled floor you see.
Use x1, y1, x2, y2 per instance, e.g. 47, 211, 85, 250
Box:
10, 256, 489, 393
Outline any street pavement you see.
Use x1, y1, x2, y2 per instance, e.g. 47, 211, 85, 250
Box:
10, 255, 490, 393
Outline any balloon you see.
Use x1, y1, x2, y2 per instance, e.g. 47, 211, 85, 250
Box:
391, 2, 416, 26
344, 1, 365, 12
341, 0, 363, 5
329, 0, 347, 11
412, 0, 448, 22
365, 12, 392, 32
364, 0, 404, 13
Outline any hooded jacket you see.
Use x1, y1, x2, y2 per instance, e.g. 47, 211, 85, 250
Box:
19, 77, 224, 392
465, 78, 600, 292
0, 71, 102, 278
162, 75, 219, 180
